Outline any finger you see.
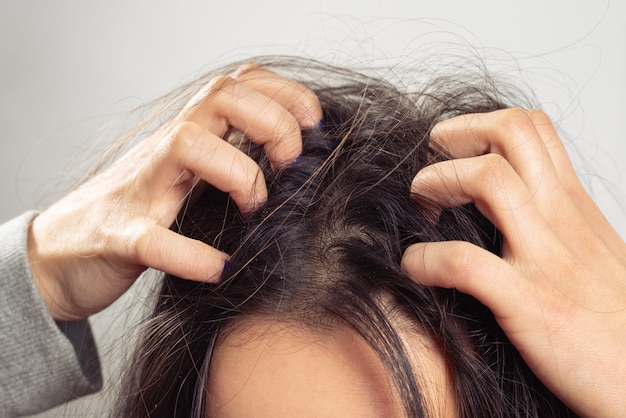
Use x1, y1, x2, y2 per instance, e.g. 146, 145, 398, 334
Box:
411, 154, 548, 249
132, 223, 228, 282
524, 110, 577, 188
430, 109, 561, 201
527, 111, 625, 254
401, 241, 528, 322
182, 76, 304, 168
427, 109, 607, 254
149, 122, 267, 214
233, 64, 323, 128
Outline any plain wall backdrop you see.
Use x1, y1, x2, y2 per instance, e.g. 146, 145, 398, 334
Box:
1, 1, 624, 416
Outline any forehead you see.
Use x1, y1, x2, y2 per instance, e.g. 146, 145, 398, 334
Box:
206, 319, 455, 417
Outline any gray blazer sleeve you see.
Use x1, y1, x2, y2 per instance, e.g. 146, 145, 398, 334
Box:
0, 212, 102, 417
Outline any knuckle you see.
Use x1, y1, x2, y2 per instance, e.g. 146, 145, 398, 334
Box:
167, 121, 203, 149
482, 152, 507, 165
445, 242, 479, 277
207, 74, 236, 93
499, 108, 535, 135
232, 62, 263, 78
476, 153, 508, 177
124, 222, 152, 264
474, 154, 514, 195
155, 122, 209, 165
527, 108, 552, 126
185, 75, 235, 110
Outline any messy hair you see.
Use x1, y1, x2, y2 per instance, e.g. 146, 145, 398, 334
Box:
113, 57, 575, 417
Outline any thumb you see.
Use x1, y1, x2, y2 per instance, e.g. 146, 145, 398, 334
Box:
401, 241, 525, 322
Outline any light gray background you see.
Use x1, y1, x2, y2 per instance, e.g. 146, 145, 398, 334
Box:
0, 0, 624, 416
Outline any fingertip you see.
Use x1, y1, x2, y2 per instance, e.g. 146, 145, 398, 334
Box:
297, 116, 324, 132
401, 241, 488, 290
285, 121, 323, 167
135, 226, 231, 283
410, 167, 436, 195
204, 252, 230, 283
226, 158, 268, 214
297, 107, 323, 130
265, 126, 303, 170
184, 245, 230, 283
429, 121, 442, 139
402, 242, 425, 258
410, 171, 426, 194
429, 118, 451, 142
232, 64, 323, 130
293, 91, 323, 129
185, 245, 230, 283
401, 243, 428, 279
269, 155, 300, 171
237, 178, 268, 215
221, 259, 230, 278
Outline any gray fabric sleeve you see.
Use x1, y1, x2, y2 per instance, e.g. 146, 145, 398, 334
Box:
0, 212, 102, 417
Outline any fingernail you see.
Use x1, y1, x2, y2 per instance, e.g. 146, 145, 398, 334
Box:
317, 119, 325, 128
293, 155, 302, 165
221, 260, 230, 279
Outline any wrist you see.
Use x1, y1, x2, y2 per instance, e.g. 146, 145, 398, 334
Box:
27, 216, 82, 322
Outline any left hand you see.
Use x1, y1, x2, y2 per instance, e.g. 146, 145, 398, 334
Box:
401, 109, 626, 417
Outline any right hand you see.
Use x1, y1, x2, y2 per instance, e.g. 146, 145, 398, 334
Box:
28, 64, 322, 322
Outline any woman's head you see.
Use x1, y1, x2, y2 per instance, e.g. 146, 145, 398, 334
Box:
207, 316, 454, 417
114, 57, 574, 417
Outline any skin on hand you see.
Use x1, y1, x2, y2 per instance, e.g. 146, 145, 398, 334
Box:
27, 65, 322, 323
401, 108, 626, 417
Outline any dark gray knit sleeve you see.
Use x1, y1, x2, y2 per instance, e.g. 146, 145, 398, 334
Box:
0, 212, 102, 417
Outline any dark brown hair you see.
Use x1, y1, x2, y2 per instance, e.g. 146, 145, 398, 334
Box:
113, 57, 576, 417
